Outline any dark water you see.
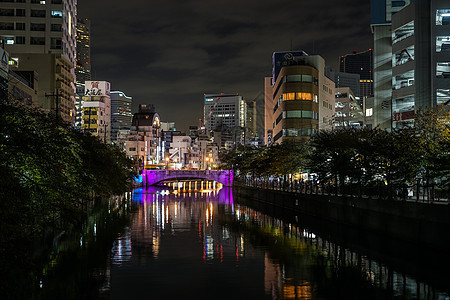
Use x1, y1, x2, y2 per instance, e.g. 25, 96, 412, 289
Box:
37, 184, 450, 299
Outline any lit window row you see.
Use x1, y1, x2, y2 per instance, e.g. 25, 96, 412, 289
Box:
282, 92, 318, 102
273, 73, 318, 98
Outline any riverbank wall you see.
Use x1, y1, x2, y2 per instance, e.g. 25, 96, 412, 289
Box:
233, 185, 450, 251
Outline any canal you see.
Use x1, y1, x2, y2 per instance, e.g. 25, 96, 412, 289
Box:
37, 181, 450, 299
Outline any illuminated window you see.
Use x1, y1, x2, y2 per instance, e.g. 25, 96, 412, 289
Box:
296, 92, 312, 100
51, 10, 63, 18
436, 36, 450, 52
393, 70, 414, 90
392, 21, 414, 44
393, 47, 414, 66
436, 9, 450, 25
283, 93, 296, 100
366, 108, 373, 117
436, 62, 450, 78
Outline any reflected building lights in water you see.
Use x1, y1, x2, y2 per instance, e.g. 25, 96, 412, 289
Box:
234, 204, 449, 300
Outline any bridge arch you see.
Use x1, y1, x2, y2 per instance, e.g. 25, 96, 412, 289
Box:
142, 170, 233, 187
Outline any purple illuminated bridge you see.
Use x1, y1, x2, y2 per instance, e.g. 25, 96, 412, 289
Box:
142, 170, 233, 187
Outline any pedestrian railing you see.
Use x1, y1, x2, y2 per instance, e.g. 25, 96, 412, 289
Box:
236, 177, 448, 204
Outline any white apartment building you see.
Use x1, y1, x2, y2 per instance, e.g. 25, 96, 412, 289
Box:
82, 81, 111, 143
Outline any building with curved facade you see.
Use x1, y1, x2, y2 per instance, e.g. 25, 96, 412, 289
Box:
264, 51, 335, 145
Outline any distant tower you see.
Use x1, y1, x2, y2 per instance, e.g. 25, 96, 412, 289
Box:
203, 93, 246, 148
339, 49, 373, 98
110, 91, 133, 148
76, 18, 91, 84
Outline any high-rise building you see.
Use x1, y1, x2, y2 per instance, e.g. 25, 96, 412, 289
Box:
0, 0, 77, 123
110, 91, 133, 147
82, 81, 111, 143
245, 100, 257, 143
326, 66, 361, 105
370, 0, 412, 129
264, 51, 335, 145
340, 49, 374, 99
203, 93, 246, 148
391, 0, 450, 128
76, 18, 90, 84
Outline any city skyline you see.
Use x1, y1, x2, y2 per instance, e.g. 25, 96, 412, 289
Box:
78, 0, 373, 131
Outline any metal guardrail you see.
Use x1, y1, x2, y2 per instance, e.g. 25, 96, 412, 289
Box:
237, 177, 449, 204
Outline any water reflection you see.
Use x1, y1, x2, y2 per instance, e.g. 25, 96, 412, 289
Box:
99, 183, 449, 300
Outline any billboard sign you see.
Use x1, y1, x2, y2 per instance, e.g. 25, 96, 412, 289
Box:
272, 51, 308, 85
84, 81, 110, 96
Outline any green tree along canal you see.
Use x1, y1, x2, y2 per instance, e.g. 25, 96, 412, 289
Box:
27, 184, 450, 299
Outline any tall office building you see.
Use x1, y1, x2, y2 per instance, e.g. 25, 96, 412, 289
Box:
110, 91, 133, 147
391, 0, 450, 128
203, 93, 246, 147
82, 81, 111, 143
264, 51, 335, 145
76, 18, 90, 84
340, 49, 374, 99
371, 0, 412, 129
0, 0, 77, 123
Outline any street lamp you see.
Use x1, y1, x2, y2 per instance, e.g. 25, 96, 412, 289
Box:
205, 157, 209, 170
165, 157, 169, 169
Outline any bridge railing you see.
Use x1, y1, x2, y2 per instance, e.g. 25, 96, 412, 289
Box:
142, 169, 233, 186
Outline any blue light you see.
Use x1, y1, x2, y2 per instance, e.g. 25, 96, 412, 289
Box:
134, 175, 143, 184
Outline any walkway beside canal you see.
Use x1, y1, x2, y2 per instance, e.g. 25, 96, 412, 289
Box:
233, 184, 450, 252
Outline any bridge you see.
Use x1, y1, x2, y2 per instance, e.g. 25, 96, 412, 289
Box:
141, 170, 233, 187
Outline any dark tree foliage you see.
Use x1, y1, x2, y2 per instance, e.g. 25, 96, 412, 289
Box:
0, 94, 136, 292
219, 140, 310, 178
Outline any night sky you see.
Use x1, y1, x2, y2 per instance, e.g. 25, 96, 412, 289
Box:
78, 0, 373, 131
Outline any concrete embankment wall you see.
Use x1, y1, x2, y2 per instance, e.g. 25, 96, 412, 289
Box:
234, 185, 450, 251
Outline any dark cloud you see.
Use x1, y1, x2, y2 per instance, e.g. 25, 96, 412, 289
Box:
78, 0, 372, 131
